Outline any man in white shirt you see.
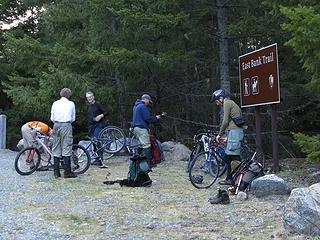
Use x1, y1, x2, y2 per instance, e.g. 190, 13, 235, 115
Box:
50, 88, 77, 178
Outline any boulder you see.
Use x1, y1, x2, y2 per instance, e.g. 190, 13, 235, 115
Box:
250, 174, 291, 197
283, 183, 320, 236
161, 141, 191, 162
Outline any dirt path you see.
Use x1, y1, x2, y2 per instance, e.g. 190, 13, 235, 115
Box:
0, 149, 317, 240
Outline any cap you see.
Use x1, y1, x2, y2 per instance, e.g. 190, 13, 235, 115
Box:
141, 94, 152, 102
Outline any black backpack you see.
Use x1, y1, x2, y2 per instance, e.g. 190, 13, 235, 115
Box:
234, 161, 264, 191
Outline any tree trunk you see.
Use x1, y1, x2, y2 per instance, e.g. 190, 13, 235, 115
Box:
216, 0, 230, 93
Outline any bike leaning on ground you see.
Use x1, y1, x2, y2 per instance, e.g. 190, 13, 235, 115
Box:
15, 131, 90, 176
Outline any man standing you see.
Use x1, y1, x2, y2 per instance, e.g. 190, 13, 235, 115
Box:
212, 89, 244, 185
86, 91, 108, 138
51, 88, 76, 178
129, 94, 161, 186
85, 91, 108, 165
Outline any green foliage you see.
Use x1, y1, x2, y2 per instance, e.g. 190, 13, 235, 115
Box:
1, 0, 320, 152
280, 4, 320, 95
293, 132, 320, 161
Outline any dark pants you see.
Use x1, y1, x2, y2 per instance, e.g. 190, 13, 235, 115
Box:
225, 155, 241, 180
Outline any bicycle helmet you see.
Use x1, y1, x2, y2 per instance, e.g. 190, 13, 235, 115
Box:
211, 89, 226, 102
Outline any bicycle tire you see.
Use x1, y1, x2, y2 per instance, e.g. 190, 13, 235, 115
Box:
15, 147, 41, 176
186, 141, 203, 173
188, 151, 219, 189
210, 150, 227, 177
98, 126, 126, 153
71, 144, 90, 174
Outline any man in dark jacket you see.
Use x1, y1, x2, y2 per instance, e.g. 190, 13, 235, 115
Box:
130, 94, 161, 186
86, 91, 108, 138
86, 91, 108, 165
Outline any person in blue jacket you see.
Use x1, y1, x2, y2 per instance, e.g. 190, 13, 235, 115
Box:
130, 94, 161, 186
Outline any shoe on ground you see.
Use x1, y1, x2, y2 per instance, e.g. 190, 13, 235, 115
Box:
54, 173, 61, 178
218, 179, 234, 186
63, 172, 77, 178
209, 189, 230, 204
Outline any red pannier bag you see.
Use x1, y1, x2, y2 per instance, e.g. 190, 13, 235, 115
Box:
150, 135, 161, 165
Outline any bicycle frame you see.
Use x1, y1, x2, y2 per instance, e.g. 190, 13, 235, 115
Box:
29, 133, 53, 164
125, 126, 141, 154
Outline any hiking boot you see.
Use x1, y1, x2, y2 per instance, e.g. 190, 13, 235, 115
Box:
209, 189, 230, 204
218, 179, 234, 186
63, 172, 77, 178
54, 157, 61, 179
63, 156, 77, 178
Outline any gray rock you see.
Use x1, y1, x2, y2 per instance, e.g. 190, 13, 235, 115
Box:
283, 183, 320, 236
161, 141, 176, 152
161, 141, 191, 161
250, 174, 291, 197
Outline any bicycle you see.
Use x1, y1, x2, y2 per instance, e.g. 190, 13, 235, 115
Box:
78, 125, 127, 166
188, 134, 254, 189
186, 129, 219, 173
15, 131, 91, 176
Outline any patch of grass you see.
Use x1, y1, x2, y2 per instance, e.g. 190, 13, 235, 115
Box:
14, 203, 43, 212
41, 212, 99, 235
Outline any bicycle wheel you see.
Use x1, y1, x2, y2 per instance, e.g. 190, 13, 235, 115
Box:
210, 149, 228, 177
99, 126, 126, 153
71, 144, 90, 174
15, 147, 41, 176
186, 141, 203, 173
189, 151, 219, 189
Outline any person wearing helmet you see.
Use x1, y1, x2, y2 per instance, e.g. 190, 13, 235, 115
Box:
212, 89, 244, 185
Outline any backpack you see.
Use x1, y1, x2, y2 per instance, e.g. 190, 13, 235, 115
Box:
150, 135, 164, 165
128, 156, 150, 181
234, 161, 264, 191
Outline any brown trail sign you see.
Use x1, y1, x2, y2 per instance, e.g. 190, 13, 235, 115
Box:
239, 43, 280, 108
239, 43, 280, 172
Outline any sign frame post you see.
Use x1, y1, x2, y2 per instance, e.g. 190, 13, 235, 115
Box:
239, 43, 280, 172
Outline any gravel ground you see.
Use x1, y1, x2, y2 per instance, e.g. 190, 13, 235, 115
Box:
0, 149, 319, 240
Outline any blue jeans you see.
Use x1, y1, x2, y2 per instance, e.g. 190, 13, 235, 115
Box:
88, 122, 105, 157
